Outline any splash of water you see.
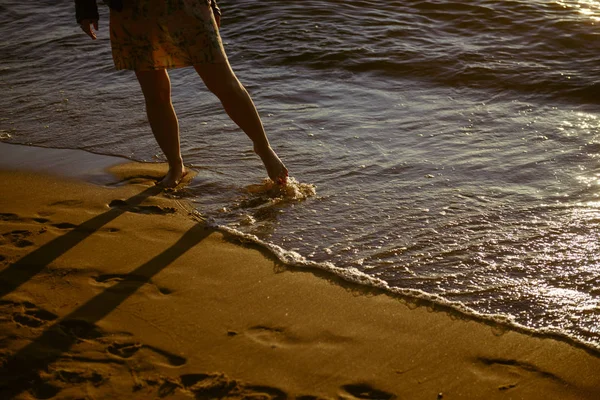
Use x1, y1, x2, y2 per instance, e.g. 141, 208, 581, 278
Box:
245, 176, 317, 204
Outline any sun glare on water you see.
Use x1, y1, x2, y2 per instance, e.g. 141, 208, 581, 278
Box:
555, 0, 600, 21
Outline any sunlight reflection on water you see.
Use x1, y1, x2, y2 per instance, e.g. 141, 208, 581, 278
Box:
2, 0, 600, 349
555, 0, 600, 21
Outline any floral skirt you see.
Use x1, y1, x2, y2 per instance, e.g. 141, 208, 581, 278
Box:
109, 0, 227, 70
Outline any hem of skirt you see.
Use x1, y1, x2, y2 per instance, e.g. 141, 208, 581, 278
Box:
113, 60, 227, 71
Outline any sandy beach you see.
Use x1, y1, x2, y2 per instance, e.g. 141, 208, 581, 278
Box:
1, 146, 599, 399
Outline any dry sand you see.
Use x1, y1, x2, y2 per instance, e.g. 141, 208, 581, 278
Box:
1, 151, 599, 399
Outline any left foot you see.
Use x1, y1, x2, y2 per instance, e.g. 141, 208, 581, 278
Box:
255, 146, 288, 185
158, 165, 186, 188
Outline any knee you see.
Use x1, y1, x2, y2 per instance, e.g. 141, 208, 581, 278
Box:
142, 82, 171, 106
207, 74, 245, 100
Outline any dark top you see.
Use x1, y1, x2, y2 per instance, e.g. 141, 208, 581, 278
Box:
74, 0, 221, 24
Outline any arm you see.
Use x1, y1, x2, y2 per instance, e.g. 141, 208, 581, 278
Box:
211, 0, 221, 17
75, 0, 99, 24
75, 0, 99, 40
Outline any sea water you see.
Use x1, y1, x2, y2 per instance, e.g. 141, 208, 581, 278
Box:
1, 0, 599, 351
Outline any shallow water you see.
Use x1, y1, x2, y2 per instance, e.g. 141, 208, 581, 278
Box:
2, 0, 600, 349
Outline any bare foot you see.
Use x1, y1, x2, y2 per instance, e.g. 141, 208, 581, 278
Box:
158, 165, 186, 188
255, 146, 288, 185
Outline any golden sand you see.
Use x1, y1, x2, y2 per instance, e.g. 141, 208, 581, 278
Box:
1, 161, 599, 399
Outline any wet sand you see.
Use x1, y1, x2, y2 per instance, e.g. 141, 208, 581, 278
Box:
0, 145, 599, 399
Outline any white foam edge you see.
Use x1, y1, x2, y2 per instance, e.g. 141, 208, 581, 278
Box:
207, 220, 600, 354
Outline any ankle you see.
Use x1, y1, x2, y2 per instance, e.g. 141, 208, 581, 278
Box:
253, 144, 272, 157
168, 158, 184, 171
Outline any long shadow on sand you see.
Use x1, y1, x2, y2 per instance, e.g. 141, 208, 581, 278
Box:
0, 184, 212, 397
0, 222, 210, 398
0, 185, 162, 299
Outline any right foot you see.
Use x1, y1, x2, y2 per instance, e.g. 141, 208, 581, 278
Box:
255, 146, 288, 185
158, 165, 186, 188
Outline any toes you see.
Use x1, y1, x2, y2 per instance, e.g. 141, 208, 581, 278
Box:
276, 172, 288, 186
157, 169, 186, 188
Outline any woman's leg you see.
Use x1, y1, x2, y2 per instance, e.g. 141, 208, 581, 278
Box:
194, 62, 288, 184
135, 69, 185, 187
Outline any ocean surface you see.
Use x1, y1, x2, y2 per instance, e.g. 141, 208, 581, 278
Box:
1, 0, 599, 351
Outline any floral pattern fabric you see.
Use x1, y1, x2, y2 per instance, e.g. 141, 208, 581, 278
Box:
109, 0, 226, 70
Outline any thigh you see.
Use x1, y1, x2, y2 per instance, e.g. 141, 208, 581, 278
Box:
194, 61, 240, 95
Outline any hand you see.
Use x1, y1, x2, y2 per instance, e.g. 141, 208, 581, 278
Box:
80, 19, 99, 40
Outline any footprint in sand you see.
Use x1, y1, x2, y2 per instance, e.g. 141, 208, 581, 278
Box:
243, 325, 350, 350
0, 212, 19, 221
473, 357, 565, 392
49, 200, 84, 207
179, 373, 286, 399
106, 341, 186, 367
1, 229, 35, 248
53, 368, 105, 387
91, 274, 172, 296
58, 319, 104, 340
49, 221, 119, 233
107, 342, 142, 358
243, 385, 287, 399
51, 222, 78, 230
296, 396, 332, 400
108, 199, 176, 215
341, 383, 396, 400
94, 273, 148, 285
5, 301, 58, 328
244, 325, 297, 348
27, 380, 61, 400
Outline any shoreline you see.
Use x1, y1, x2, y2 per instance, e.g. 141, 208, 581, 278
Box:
1, 142, 599, 399
4, 141, 599, 356
218, 226, 600, 359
